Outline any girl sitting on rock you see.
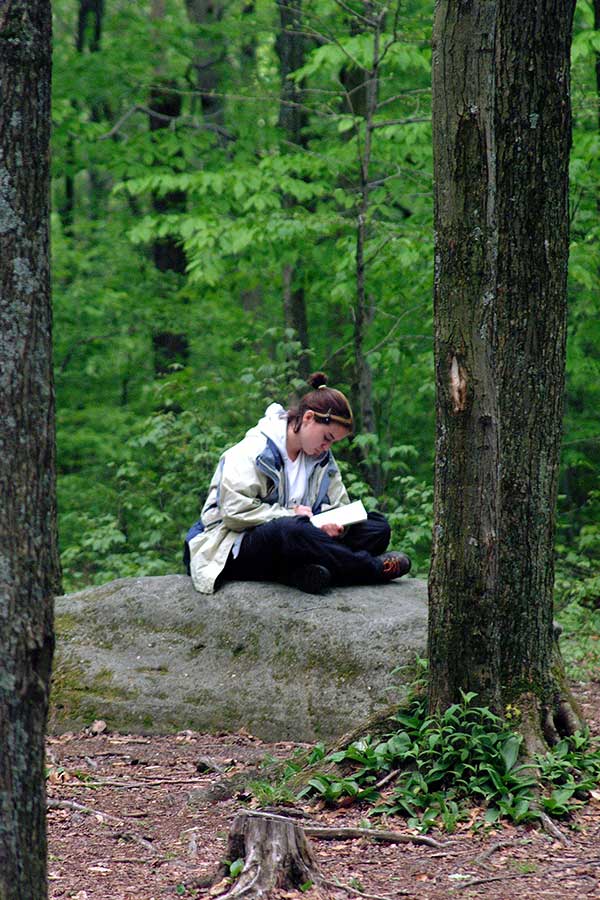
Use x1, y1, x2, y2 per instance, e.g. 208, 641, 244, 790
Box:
184, 372, 410, 594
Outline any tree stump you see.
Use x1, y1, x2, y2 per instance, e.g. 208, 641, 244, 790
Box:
214, 811, 321, 898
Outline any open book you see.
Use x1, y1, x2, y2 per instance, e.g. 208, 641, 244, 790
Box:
310, 499, 368, 529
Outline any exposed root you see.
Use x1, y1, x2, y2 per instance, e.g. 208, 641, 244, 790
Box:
537, 810, 570, 846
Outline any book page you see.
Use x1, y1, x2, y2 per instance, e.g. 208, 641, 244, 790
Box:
310, 499, 367, 529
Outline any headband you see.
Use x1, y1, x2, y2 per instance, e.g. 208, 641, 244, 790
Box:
312, 407, 353, 427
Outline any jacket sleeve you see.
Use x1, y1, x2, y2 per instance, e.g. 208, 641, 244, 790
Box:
218, 453, 294, 532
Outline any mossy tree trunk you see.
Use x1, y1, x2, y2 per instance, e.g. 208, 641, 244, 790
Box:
428, 0, 581, 752
0, 2, 59, 897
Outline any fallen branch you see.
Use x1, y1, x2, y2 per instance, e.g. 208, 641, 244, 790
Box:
305, 824, 445, 850
321, 876, 407, 900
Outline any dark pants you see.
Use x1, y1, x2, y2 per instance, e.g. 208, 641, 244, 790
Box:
221, 511, 390, 588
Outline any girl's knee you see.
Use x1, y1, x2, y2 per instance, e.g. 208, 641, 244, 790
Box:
366, 511, 391, 552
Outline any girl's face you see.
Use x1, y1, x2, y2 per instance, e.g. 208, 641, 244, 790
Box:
299, 410, 350, 456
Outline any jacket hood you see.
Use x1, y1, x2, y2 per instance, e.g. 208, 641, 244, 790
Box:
250, 402, 289, 455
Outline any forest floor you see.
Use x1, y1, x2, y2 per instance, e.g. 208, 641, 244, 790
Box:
47, 681, 600, 900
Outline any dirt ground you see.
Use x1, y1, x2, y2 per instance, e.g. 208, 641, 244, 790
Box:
47, 682, 600, 900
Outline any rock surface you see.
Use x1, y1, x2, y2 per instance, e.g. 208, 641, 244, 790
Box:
52, 575, 428, 741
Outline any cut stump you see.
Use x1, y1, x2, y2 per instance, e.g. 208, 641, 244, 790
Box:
214, 811, 321, 898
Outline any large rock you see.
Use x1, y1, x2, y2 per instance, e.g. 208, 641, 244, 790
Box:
52, 575, 428, 741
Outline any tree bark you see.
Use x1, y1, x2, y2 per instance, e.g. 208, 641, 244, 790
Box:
428, 0, 581, 750
0, 2, 59, 897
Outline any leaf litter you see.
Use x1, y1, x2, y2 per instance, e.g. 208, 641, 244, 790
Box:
47, 682, 600, 900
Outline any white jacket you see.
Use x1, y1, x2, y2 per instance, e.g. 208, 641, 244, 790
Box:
187, 404, 349, 593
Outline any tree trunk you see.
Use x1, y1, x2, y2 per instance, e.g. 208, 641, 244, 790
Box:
185, 0, 226, 129
0, 2, 59, 897
595, 0, 600, 134
60, 0, 107, 234
277, 0, 310, 380
148, 1, 189, 377
148, 82, 188, 275
351, 5, 384, 495
428, 0, 581, 751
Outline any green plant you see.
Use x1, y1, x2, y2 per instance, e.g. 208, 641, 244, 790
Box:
295, 692, 600, 832
247, 779, 297, 807
228, 858, 244, 879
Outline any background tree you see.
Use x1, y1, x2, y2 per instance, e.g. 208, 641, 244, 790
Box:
428, 0, 582, 750
0, 1, 59, 896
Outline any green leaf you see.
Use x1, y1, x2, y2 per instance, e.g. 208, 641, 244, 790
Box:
229, 858, 244, 878
500, 735, 521, 773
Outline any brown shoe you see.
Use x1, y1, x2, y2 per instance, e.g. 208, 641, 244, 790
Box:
378, 552, 411, 581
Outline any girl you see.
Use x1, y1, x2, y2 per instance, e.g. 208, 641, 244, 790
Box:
185, 372, 410, 594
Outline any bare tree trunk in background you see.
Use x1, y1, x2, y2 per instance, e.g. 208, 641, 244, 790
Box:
0, 2, 60, 896
277, 0, 310, 379
428, 0, 582, 753
59, 0, 106, 233
185, 0, 226, 130
595, 0, 600, 133
348, 2, 383, 494
149, 0, 189, 375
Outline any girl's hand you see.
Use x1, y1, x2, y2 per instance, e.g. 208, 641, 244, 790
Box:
320, 523, 344, 538
293, 505, 313, 517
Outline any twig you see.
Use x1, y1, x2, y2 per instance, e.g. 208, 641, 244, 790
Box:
473, 838, 522, 867
107, 857, 153, 864
66, 777, 207, 787
97, 103, 233, 142
47, 798, 123, 825
370, 116, 430, 130
112, 831, 160, 855
329, 0, 378, 27
375, 768, 400, 789
452, 872, 537, 890
321, 876, 408, 900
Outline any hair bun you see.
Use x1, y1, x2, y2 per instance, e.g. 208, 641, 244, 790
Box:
308, 371, 328, 390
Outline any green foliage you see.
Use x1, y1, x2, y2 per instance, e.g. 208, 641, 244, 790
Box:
291, 693, 600, 832
555, 487, 600, 679
50, 0, 599, 608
